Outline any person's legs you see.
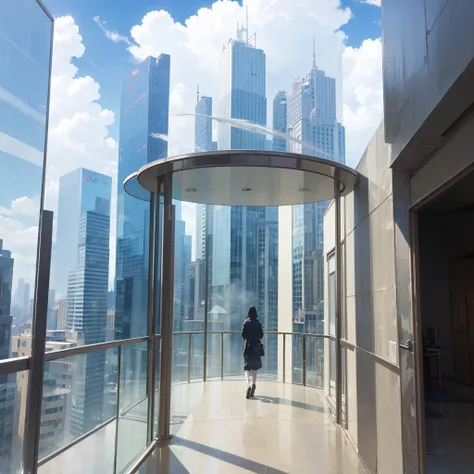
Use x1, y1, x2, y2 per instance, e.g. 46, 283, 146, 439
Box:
244, 370, 250, 387
245, 369, 252, 399
251, 370, 257, 397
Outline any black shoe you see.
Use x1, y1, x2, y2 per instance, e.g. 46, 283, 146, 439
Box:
250, 384, 256, 397
246, 386, 252, 399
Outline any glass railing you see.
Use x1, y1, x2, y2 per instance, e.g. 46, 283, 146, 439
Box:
0, 330, 328, 474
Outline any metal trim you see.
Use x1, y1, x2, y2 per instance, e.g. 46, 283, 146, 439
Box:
37, 416, 116, 467
125, 439, 158, 474
203, 205, 210, 381
124, 150, 358, 204
43, 336, 148, 361
23, 210, 53, 474
341, 339, 399, 372
146, 194, 156, 444
36, 0, 55, 21
334, 176, 343, 425
0, 356, 30, 376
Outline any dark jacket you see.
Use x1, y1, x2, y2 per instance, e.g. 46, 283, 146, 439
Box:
241, 318, 264, 343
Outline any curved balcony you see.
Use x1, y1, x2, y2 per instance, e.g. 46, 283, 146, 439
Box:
22, 330, 368, 474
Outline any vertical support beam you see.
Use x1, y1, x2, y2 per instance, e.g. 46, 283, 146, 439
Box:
203, 205, 210, 381
282, 334, 286, 384
188, 333, 192, 383
23, 210, 53, 474
334, 176, 343, 425
302, 335, 307, 386
220, 332, 224, 380
113, 346, 122, 474
157, 173, 175, 440
146, 194, 156, 444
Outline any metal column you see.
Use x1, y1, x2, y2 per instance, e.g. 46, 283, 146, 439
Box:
202, 205, 211, 381
146, 193, 156, 444
334, 176, 343, 425
23, 210, 53, 474
157, 173, 175, 440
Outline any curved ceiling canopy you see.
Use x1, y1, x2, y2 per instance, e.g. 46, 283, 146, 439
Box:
124, 150, 358, 206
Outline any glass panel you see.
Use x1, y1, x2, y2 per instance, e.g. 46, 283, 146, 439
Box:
0, 370, 25, 474
37, 348, 117, 473
206, 333, 222, 380
292, 334, 303, 385
116, 341, 148, 473
170, 334, 205, 434
306, 336, 325, 389
0, 1, 52, 360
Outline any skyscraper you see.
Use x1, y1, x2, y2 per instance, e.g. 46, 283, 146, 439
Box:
288, 59, 345, 348
218, 29, 266, 150
195, 95, 213, 153
52, 169, 113, 299
213, 28, 278, 374
67, 208, 110, 436
0, 240, 15, 473
194, 94, 213, 261
115, 54, 170, 340
272, 90, 287, 152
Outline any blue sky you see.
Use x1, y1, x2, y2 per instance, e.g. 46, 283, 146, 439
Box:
44, 0, 381, 140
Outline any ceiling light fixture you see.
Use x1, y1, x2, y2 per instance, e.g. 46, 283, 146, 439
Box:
186, 187, 197, 192
242, 187, 252, 192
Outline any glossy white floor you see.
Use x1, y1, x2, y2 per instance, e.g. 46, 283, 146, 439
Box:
141, 381, 368, 474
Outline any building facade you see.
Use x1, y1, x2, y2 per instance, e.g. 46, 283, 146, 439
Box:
272, 90, 288, 152
115, 55, 170, 340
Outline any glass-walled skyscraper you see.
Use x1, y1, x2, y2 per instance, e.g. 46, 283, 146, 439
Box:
52, 169, 112, 300
288, 61, 346, 379
212, 29, 278, 374
115, 55, 170, 339
272, 90, 287, 152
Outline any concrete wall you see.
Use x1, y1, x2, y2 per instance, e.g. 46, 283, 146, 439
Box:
324, 122, 404, 474
419, 211, 474, 378
383, 0, 474, 169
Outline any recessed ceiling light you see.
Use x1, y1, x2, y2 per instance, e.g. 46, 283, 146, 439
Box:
242, 187, 252, 192
299, 188, 310, 192
186, 187, 197, 192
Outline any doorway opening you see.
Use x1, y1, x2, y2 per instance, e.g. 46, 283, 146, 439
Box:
416, 169, 474, 473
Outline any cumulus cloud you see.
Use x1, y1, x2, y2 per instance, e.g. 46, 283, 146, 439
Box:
121, 0, 383, 238
45, 16, 117, 288
361, 0, 381, 6
342, 38, 383, 165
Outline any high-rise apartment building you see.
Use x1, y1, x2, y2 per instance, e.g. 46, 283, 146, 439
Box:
272, 90, 287, 152
115, 55, 170, 339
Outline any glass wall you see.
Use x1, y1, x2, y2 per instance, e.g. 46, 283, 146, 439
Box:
0, 2, 52, 473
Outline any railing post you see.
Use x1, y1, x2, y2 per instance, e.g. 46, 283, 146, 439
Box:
282, 333, 286, 384
23, 210, 53, 474
157, 173, 175, 440
188, 333, 192, 383
302, 335, 307, 386
113, 346, 122, 474
334, 174, 343, 425
220, 332, 224, 380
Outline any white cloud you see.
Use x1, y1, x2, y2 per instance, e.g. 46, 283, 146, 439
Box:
45, 16, 117, 288
123, 0, 383, 244
93, 16, 131, 45
361, 0, 381, 6
342, 38, 383, 166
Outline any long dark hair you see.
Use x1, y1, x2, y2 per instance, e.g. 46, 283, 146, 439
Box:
247, 306, 258, 321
